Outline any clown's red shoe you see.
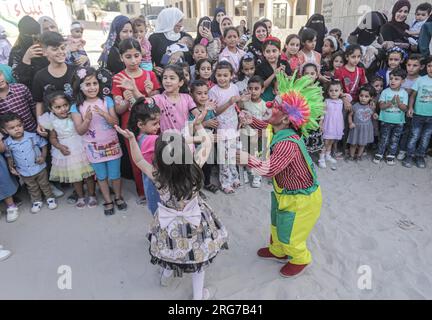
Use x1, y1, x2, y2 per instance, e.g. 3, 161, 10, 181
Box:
257, 247, 289, 263
279, 262, 309, 278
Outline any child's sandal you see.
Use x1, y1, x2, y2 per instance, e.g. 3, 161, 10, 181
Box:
114, 197, 128, 211
232, 181, 241, 189
88, 196, 98, 208
204, 184, 219, 194
75, 198, 86, 209
103, 202, 115, 216
222, 187, 235, 194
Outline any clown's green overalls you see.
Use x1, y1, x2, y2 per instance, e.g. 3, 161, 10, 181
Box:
268, 128, 322, 265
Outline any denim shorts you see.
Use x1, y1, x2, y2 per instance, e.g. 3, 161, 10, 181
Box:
143, 174, 160, 215
90, 158, 121, 181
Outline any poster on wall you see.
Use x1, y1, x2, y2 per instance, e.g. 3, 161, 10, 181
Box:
0, 0, 72, 36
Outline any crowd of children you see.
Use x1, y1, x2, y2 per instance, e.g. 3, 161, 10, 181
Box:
1, 1, 432, 298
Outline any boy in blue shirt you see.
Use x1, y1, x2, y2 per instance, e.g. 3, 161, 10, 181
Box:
1, 113, 57, 213
374, 68, 409, 165
403, 56, 432, 168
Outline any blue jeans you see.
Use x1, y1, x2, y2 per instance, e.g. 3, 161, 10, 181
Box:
143, 174, 160, 216
406, 114, 432, 158
377, 122, 404, 157
398, 117, 412, 152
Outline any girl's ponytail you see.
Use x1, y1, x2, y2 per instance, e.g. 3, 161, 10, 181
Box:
127, 97, 161, 137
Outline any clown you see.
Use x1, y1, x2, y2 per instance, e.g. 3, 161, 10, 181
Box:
238, 71, 324, 277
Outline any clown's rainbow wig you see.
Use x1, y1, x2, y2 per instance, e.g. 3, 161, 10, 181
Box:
268, 71, 324, 136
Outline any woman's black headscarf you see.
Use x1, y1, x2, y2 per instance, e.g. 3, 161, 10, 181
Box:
304, 14, 327, 53
211, 7, 226, 38
13, 16, 41, 51
195, 16, 212, 45
350, 11, 388, 46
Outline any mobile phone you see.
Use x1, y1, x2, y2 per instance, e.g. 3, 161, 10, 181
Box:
202, 20, 211, 30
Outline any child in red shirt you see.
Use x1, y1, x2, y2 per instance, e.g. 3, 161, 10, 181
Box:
334, 44, 367, 103
112, 38, 160, 201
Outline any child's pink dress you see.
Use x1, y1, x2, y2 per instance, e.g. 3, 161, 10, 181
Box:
322, 98, 344, 140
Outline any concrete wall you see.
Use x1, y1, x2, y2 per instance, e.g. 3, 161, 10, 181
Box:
321, 0, 425, 38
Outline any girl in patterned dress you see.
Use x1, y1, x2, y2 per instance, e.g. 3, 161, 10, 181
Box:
115, 112, 228, 300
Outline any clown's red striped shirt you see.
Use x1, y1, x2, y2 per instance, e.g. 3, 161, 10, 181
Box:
247, 118, 314, 191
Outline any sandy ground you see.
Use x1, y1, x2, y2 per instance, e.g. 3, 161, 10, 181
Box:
1, 154, 431, 300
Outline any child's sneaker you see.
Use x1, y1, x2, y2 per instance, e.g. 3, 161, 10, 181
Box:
67, 190, 78, 204
402, 155, 414, 168
251, 176, 261, 188
385, 155, 396, 166
397, 150, 406, 161
50, 183, 64, 198
243, 171, 250, 184
47, 198, 57, 210
6, 206, 19, 223
318, 159, 326, 168
0, 249, 12, 261
416, 156, 426, 168
373, 154, 383, 164
325, 154, 337, 164
31, 201, 43, 213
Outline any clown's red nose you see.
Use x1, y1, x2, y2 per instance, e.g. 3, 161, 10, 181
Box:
265, 101, 273, 109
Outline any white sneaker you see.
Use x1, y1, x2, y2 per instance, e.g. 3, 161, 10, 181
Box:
0, 249, 12, 261
243, 171, 250, 184
6, 206, 19, 223
50, 184, 64, 198
251, 176, 261, 188
31, 201, 43, 213
325, 154, 337, 164
397, 151, 406, 161
318, 159, 326, 168
47, 198, 57, 210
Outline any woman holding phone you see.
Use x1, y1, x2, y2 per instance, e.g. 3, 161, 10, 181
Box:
194, 17, 221, 62
8, 16, 48, 90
